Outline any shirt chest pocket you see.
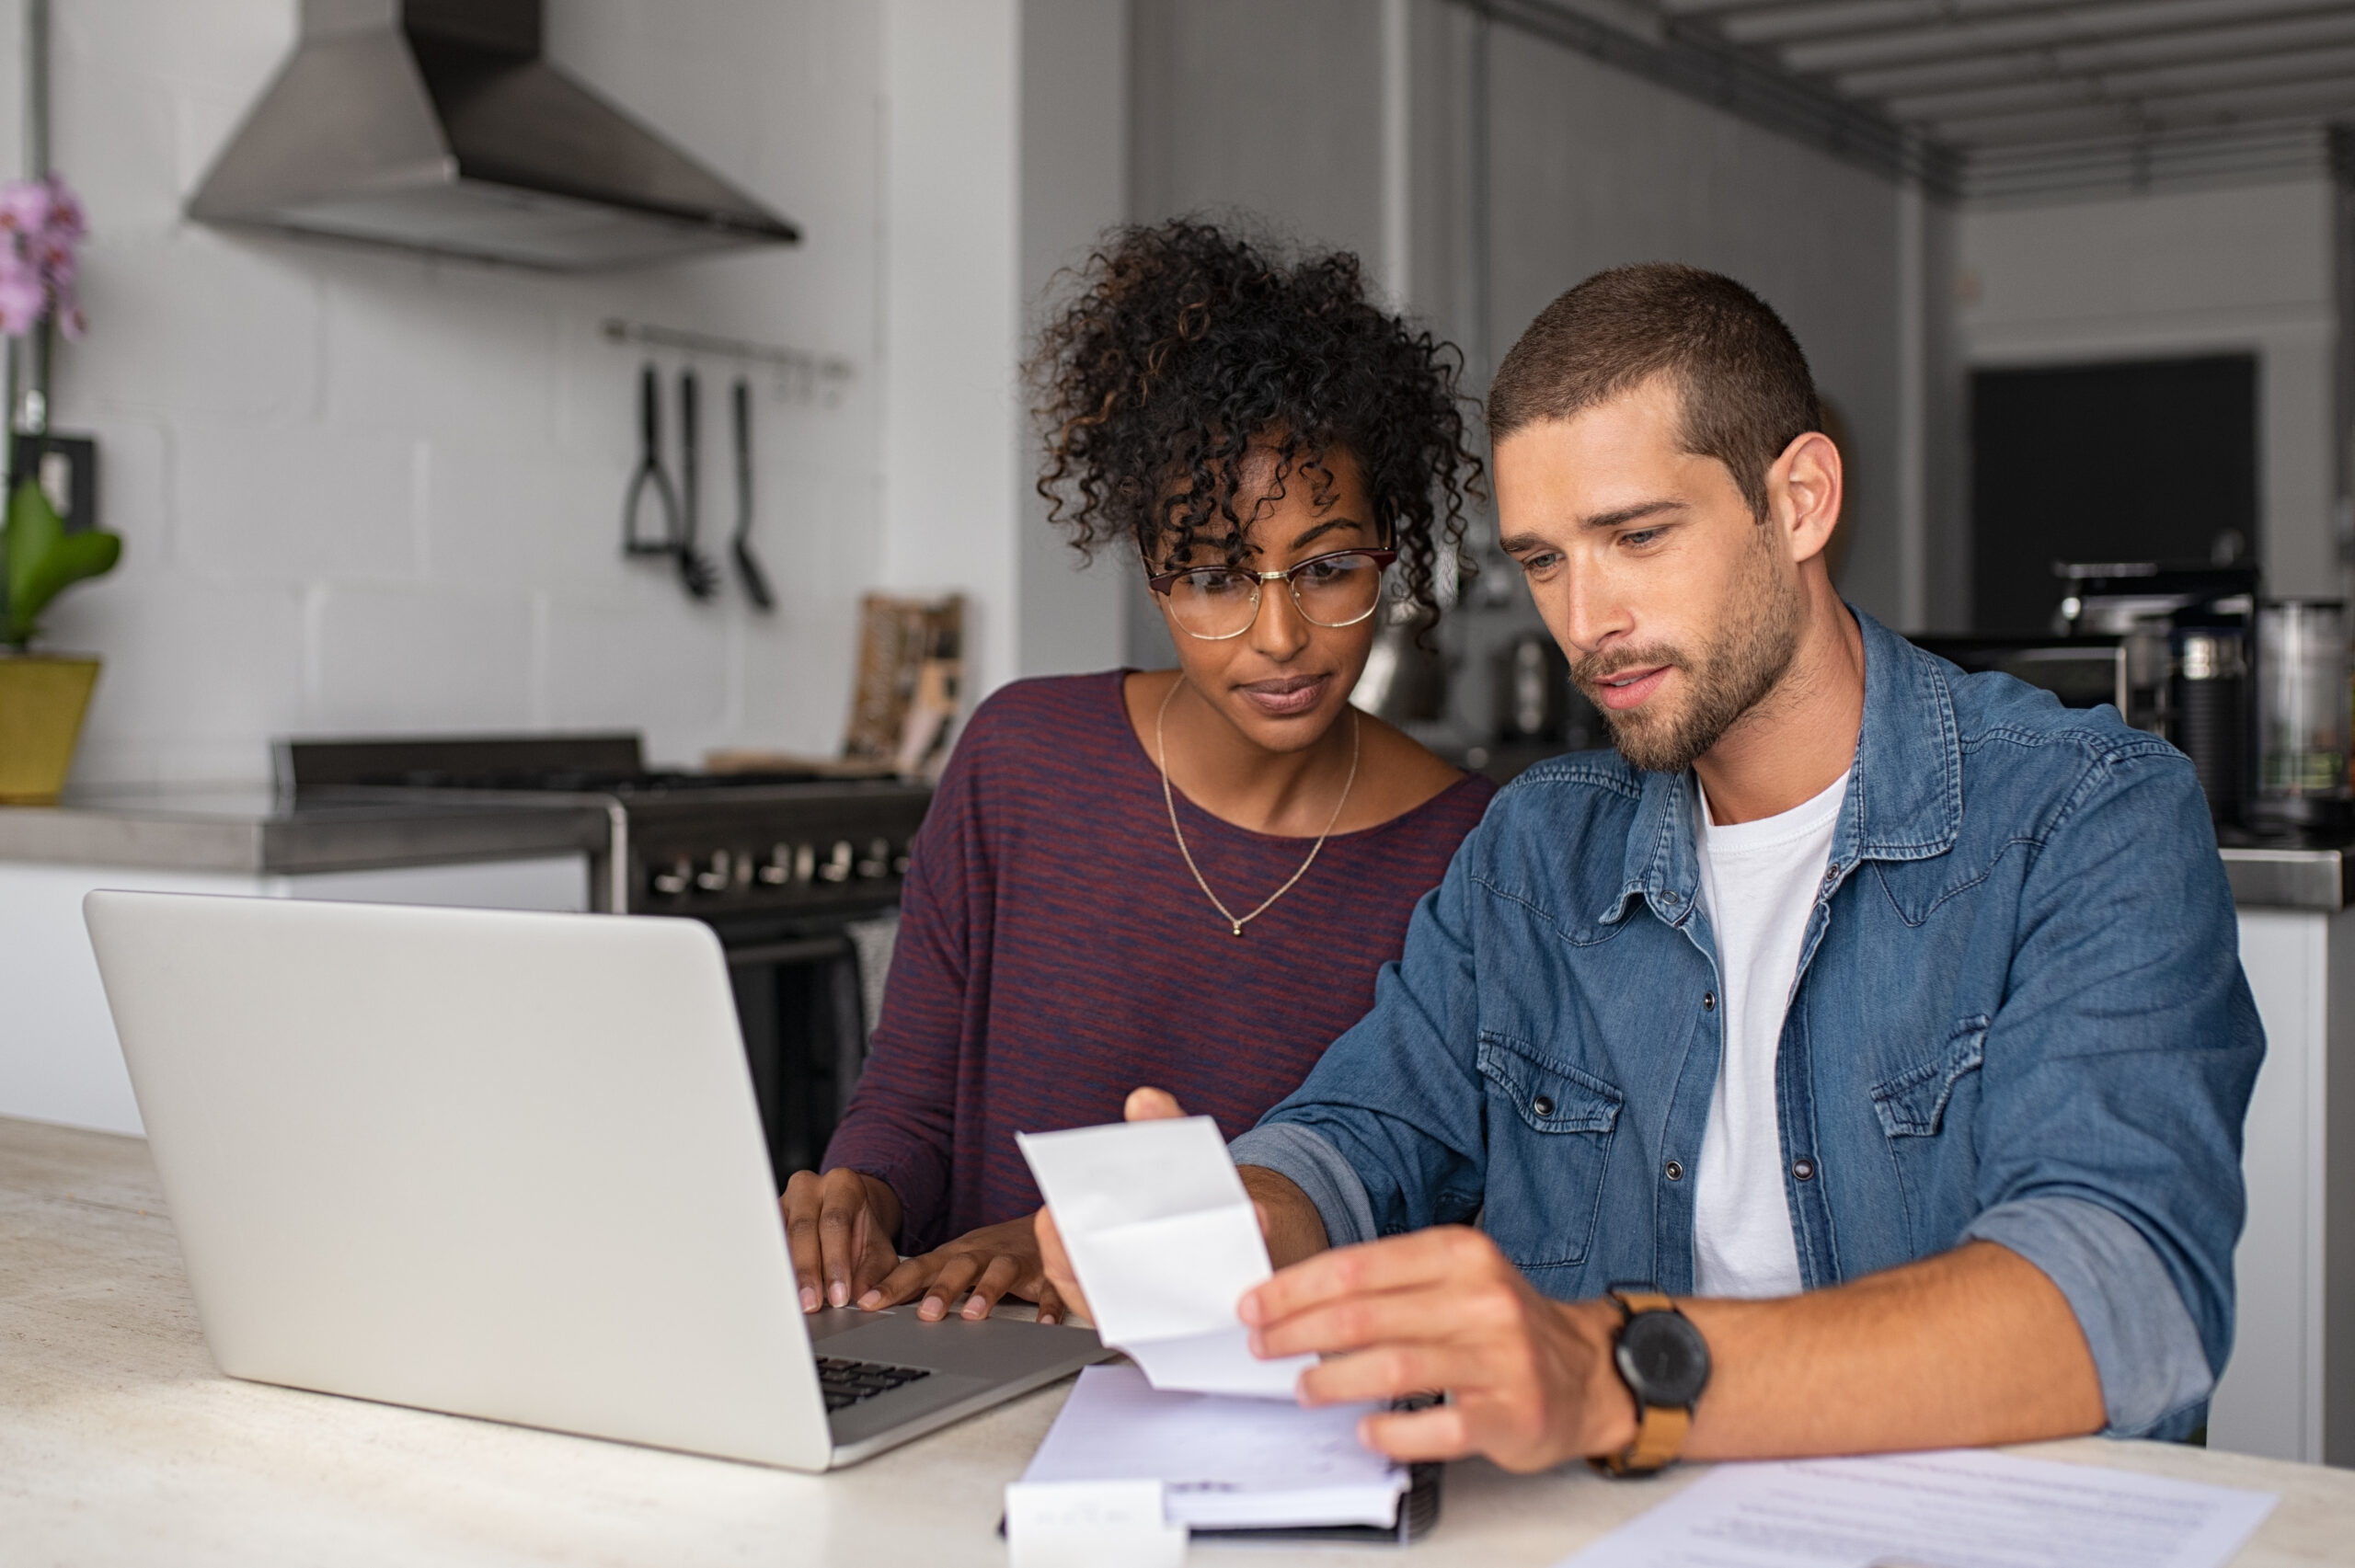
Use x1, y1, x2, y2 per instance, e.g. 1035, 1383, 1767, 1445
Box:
1475, 1032, 1624, 1272
1867, 1015, 1988, 1251
1870, 1015, 1987, 1139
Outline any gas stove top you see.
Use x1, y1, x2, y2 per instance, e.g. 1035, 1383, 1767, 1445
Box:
335, 766, 829, 794
280, 733, 932, 916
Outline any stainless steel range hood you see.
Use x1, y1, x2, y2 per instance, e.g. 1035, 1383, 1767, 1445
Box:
189, 0, 799, 271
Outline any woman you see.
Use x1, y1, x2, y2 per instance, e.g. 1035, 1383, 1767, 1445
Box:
784, 220, 1494, 1324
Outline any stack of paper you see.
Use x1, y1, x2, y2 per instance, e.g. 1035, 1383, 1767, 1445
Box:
1562, 1448, 2278, 1568
1017, 1116, 1316, 1397
1017, 1363, 1407, 1531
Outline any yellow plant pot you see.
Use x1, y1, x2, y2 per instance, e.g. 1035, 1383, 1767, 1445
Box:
0, 655, 100, 804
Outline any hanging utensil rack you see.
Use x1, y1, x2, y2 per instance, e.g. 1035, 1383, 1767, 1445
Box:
600, 319, 852, 406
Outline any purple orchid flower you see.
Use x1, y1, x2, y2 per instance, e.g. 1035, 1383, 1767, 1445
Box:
0, 252, 46, 335
41, 177, 83, 241
0, 178, 52, 235
0, 174, 86, 338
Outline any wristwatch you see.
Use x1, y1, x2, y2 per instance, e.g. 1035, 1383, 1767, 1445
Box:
1592, 1287, 1711, 1477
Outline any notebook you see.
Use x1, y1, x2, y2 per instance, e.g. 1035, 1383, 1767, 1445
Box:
1013, 1363, 1441, 1542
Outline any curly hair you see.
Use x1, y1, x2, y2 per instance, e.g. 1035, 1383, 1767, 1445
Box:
1027, 220, 1482, 621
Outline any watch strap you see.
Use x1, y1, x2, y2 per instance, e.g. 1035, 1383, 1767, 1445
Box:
1593, 1288, 1696, 1478
1597, 1402, 1690, 1476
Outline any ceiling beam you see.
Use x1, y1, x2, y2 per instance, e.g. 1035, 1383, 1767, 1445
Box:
1832, 11, 2355, 100
1929, 76, 2355, 144
1755, 0, 2332, 63
1889, 45, 2355, 123
1660, 0, 2057, 21
1449, 0, 1962, 189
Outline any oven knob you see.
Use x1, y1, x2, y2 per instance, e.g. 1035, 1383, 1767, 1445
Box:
756, 844, 792, 886
856, 837, 891, 878
695, 851, 733, 893
891, 844, 912, 876
651, 856, 693, 898
820, 841, 855, 883
794, 842, 816, 884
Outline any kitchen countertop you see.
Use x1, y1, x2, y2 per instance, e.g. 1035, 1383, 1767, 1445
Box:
3, 783, 2347, 910
2215, 841, 2355, 913
4, 1114, 2350, 1566
1455, 745, 2355, 913
0, 785, 612, 876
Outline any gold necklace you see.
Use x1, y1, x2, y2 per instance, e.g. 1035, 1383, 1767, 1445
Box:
1155, 678, 1360, 937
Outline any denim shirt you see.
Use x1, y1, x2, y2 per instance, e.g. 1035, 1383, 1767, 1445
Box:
1230, 609, 2263, 1440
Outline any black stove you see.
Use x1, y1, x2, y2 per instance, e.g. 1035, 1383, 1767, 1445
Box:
280, 733, 932, 918
341, 766, 828, 793
279, 732, 935, 1177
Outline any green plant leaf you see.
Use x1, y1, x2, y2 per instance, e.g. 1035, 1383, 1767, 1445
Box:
4, 476, 121, 647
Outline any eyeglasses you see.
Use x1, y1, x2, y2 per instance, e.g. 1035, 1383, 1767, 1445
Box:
1146, 547, 1398, 641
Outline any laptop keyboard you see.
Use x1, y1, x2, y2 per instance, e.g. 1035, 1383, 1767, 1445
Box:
816, 1356, 933, 1413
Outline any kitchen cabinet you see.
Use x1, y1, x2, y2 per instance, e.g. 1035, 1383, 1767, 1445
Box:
2211, 848, 2355, 1465
0, 789, 605, 1135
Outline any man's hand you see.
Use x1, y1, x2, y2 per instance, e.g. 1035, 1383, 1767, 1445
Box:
1240, 1226, 1637, 1472
780, 1167, 902, 1313
855, 1216, 1068, 1323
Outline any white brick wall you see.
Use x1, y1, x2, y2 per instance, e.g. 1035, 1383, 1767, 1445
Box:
10, 0, 890, 784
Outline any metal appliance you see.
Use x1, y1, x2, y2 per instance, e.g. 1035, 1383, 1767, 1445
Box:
2172, 627, 2249, 828
1350, 601, 1449, 725
2253, 600, 2353, 832
2054, 561, 2257, 743
278, 733, 931, 1180
1494, 630, 1592, 749
2057, 562, 2259, 826
1912, 635, 2131, 717
1917, 562, 2266, 826
189, 0, 800, 270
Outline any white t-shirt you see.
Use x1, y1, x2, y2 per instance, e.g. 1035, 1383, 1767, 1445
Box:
1690, 768, 1848, 1299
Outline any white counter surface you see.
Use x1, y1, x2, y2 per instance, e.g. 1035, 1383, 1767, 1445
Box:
5, 1115, 2350, 1566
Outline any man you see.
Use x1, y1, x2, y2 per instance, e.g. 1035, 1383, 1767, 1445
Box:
1039, 262, 2261, 1474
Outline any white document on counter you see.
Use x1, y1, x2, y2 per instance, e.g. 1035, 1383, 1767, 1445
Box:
1016, 1116, 1317, 1398
1559, 1448, 2277, 1568
1017, 1362, 1406, 1531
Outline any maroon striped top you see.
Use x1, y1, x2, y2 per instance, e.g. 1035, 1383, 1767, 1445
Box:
821, 670, 1498, 1252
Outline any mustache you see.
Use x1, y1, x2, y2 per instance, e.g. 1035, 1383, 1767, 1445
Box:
1572, 647, 1684, 687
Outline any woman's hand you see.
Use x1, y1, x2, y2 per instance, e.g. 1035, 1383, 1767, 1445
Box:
781, 1167, 902, 1313
857, 1217, 1068, 1323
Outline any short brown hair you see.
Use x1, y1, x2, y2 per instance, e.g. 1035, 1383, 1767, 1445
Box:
1487, 263, 1820, 521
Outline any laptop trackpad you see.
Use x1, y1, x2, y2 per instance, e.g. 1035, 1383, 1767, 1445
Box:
806, 1306, 1106, 1378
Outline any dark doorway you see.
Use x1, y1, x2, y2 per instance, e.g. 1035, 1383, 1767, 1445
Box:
1970, 354, 2258, 635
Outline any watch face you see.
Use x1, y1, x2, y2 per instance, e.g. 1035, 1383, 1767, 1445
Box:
1616, 1310, 1711, 1408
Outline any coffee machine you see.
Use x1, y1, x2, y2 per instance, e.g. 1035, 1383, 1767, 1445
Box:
2055, 562, 2258, 828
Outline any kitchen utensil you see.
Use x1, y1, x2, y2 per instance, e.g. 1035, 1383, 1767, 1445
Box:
674, 369, 719, 601
730, 377, 775, 611
622, 363, 682, 561
2252, 599, 2351, 830
2172, 626, 2248, 827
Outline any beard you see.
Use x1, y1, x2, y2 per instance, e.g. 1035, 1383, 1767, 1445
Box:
1571, 529, 1804, 775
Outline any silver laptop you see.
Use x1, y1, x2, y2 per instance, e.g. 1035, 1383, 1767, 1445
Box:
83, 889, 1106, 1471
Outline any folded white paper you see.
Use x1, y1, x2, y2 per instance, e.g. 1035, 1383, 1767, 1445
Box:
1021, 1364, 1405, 1532
1017, 1116, 1316, 1398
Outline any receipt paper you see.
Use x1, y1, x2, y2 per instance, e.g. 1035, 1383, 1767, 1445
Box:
1017, 1116, 1316, 1399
